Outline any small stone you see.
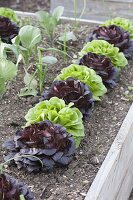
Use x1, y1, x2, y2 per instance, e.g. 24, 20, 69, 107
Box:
124, 90, 129, 95
79, 150, 83, 155
80, 192, 87, 197
120, 87, 124, 91
90, 156, 99, 165
73, 54, 78, 59
28, 105, 33, 108
112, 116, 117, 121
82, 180, 89, 185
63, 175, 67, 179
70, 184, 73, 187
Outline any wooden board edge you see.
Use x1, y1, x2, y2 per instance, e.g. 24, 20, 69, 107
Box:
85, 103, 133, 200
15, 11, 103, 24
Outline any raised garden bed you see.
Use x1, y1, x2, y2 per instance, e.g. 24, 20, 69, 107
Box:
1, 9, 133, 200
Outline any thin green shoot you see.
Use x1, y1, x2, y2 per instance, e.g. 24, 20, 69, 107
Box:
73, 0, 87, 29
56, 41, 75, 51
37, 48, 45, 94
26, 70, 37, 93
79, 0, 86, 20
63, 26, 67, 62
74, 0, 77, 24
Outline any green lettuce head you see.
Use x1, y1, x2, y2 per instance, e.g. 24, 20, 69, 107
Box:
55, 64, 107, 101
79, 40, 128, 69
102, 17, 133, 39
25, 97, 84, 147
0, 7, 19, 23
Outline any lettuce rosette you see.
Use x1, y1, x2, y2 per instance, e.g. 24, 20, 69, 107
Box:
102, 17, 133, 39
55, 64, 107, 101
79, 40, 128, 69
0, 7, 19, 23
25, 97, 84, 147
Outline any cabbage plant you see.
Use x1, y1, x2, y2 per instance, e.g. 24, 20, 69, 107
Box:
36, 6, 64, 45
0, 58, 17, 98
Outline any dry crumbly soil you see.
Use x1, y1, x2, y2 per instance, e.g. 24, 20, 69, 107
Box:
0, 20, 133, 200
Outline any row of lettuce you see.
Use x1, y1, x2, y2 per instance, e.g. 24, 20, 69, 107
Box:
0, 7, 133, 200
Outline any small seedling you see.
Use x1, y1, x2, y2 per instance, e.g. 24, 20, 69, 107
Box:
18, 70, 38, 97
36, 6, 64, 46
36, 47, 58, 94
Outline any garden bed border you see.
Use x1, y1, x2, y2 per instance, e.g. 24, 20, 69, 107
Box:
15, 11, 133, 200
15, 11, 103, 24
85, 102, 133, 200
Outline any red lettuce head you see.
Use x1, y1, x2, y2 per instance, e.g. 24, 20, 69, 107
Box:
3, 120, 76, 173
0, 16, 19, 44
0, 173, 34, 200
87, 25, 130, 51
79, 52, 119, 88
41, 78, 94, 118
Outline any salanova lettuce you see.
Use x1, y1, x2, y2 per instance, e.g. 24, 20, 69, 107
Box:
79, 40, 128, 69
102, 17, 133, 39
0, 7, 19, 23
25, 97, 84, 147
55, 64, 107, 101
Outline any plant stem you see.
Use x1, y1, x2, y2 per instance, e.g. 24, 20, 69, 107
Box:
79, 0, 86, 20
74, 0, 77, 24
27, 70, 37, 91
73, 0, 86, 30
63, 26, 67, 63
37, 48, 44, 94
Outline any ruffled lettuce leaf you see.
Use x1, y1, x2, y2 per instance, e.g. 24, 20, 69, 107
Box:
0, 58, 17, 98
102, 17, 133, 39
79, 40, 128, 69
0, 7, 19, 23
55, 64, 107, 101
25, 97, 84, 147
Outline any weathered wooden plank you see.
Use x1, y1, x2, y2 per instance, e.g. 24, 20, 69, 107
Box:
15, 11, 103, 24
85, 103, 133, 200
51, 0, 133, 22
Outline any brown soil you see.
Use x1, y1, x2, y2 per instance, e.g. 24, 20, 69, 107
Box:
0, 0, 50, 12
0, 19, 133, 200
